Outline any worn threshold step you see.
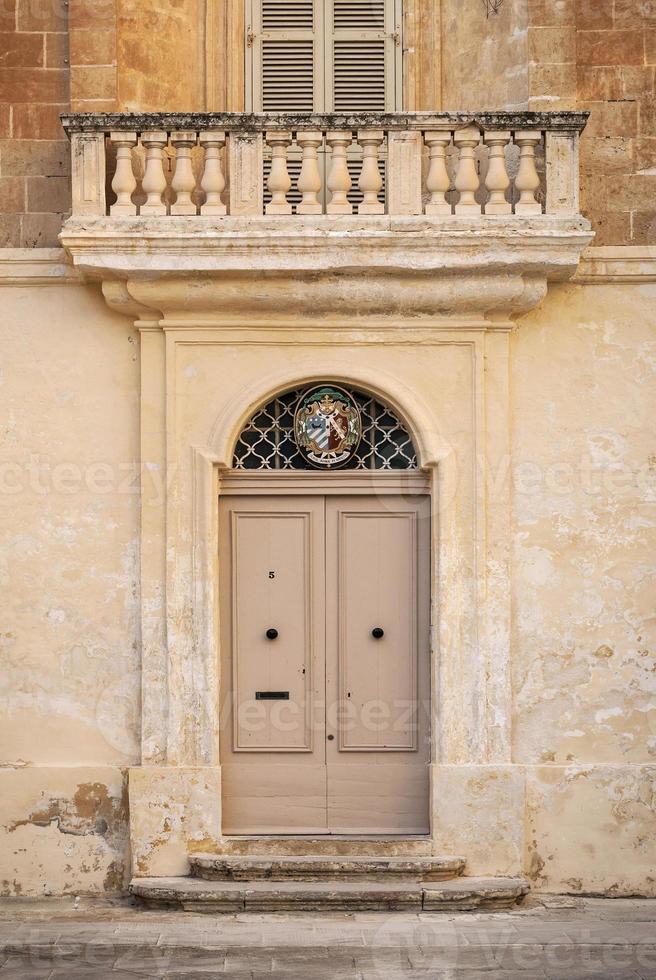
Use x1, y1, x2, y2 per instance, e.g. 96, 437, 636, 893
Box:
213, 835, 433, 857
190, 853, 465, 881
131, 876, 529, 912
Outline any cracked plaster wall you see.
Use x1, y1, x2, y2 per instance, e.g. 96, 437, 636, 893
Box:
512, 282, 656, 768
0, 277, 654, 895
511, 280, 656, 894
0, 281, 140, 895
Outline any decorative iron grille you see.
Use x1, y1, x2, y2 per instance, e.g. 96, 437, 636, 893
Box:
232, 386, 418, 470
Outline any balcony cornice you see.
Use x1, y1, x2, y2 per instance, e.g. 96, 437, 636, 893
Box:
61, 214, 592, 321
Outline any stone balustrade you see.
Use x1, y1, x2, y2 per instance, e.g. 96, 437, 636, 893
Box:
62, 111, 587, 221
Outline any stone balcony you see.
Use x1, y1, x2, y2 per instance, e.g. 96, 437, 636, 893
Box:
60, 111, 593, 321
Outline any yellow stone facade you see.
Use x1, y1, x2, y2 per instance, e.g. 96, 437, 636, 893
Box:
0, 0, 655, 899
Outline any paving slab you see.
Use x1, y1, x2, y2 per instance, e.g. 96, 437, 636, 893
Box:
0, 897, 655, 978
359, 971, 550, 980
0, 956, 53, 978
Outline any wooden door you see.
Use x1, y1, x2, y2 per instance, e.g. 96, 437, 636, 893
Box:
219, 495, 327, 833
219, 490, 430, 834
325, 495, 430, 832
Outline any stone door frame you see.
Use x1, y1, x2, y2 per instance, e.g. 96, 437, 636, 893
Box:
126, 322, 514, 876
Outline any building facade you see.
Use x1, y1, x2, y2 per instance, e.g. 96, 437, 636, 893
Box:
1, 0, 655, 899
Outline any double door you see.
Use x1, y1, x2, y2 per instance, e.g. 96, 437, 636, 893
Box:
219, 490, 430, 834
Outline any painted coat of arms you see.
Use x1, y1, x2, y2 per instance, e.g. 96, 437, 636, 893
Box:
294, 386, 362, 467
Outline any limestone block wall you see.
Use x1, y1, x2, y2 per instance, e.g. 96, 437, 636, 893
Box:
567, 0, 656, 245
0, 270, 141, 895
69, 0, 118, 111
115, 0, 204, 112
442, 0, 656, 245
441, 0, 529, 110
1, 0, 656, 245
0, 0, 70, 247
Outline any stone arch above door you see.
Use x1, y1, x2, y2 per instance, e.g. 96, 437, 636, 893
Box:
209, 368, 449, 471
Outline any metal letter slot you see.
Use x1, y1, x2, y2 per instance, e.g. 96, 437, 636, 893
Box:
255, 691, 289, 700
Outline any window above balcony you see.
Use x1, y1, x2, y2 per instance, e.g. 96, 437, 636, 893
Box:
246, 0, 402, 112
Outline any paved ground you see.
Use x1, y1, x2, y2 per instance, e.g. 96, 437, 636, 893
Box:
0, 895, 655, 978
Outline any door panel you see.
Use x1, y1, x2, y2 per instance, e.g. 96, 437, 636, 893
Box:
219, 495, 327, 833
325, 495, 430, 833
333, 508, 418, 750
221, 763, 327, 835
230, 508, 313, 751
326, 762, 430, 833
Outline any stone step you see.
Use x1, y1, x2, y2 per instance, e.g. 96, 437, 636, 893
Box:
423, 877, 531, 911
190, 853, 466, 881
131, 876, 529, 913
211, 835, 433, 857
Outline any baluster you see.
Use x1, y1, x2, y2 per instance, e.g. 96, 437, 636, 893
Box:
514, 130, 543, 215
483, 130, 512, 215
140, 130, 168, 216
170, 131, 198, 215
109, 132, 137, 216
199, 131, 226, 215
454, 127, 481, 215
296, 131, 323, 215
326, 131, 353, 215
357, 129, 384, 215
265, 131, 292, 215
424, 131, 452, 216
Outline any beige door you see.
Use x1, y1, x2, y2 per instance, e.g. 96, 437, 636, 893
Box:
219, 491, 430, 834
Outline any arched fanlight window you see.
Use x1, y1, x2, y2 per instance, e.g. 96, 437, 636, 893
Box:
233, 384, 418, 470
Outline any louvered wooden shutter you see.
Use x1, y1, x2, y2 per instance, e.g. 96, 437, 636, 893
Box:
248, 0, 400, 112
251, 0, 323, 112
327, 0, 398, 112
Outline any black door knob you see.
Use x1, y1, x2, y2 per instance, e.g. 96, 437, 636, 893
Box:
371, 627, 384, 639
327, 734, 335, 740
265, 628, 279, 640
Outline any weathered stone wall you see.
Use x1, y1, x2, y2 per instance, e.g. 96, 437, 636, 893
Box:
69, 0, 118, 111
511, 278, 656, 894
441, 0, 529, 110
528, 0, 656, 244
1, 264, 653, 896
1, 0, 655, 245
512, 279, 656, 768
0, 0, 70, 247
574, 0, 656, 245
0, 272, 141, 894
116, 0, 204, 112
442, 0, 656, 244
